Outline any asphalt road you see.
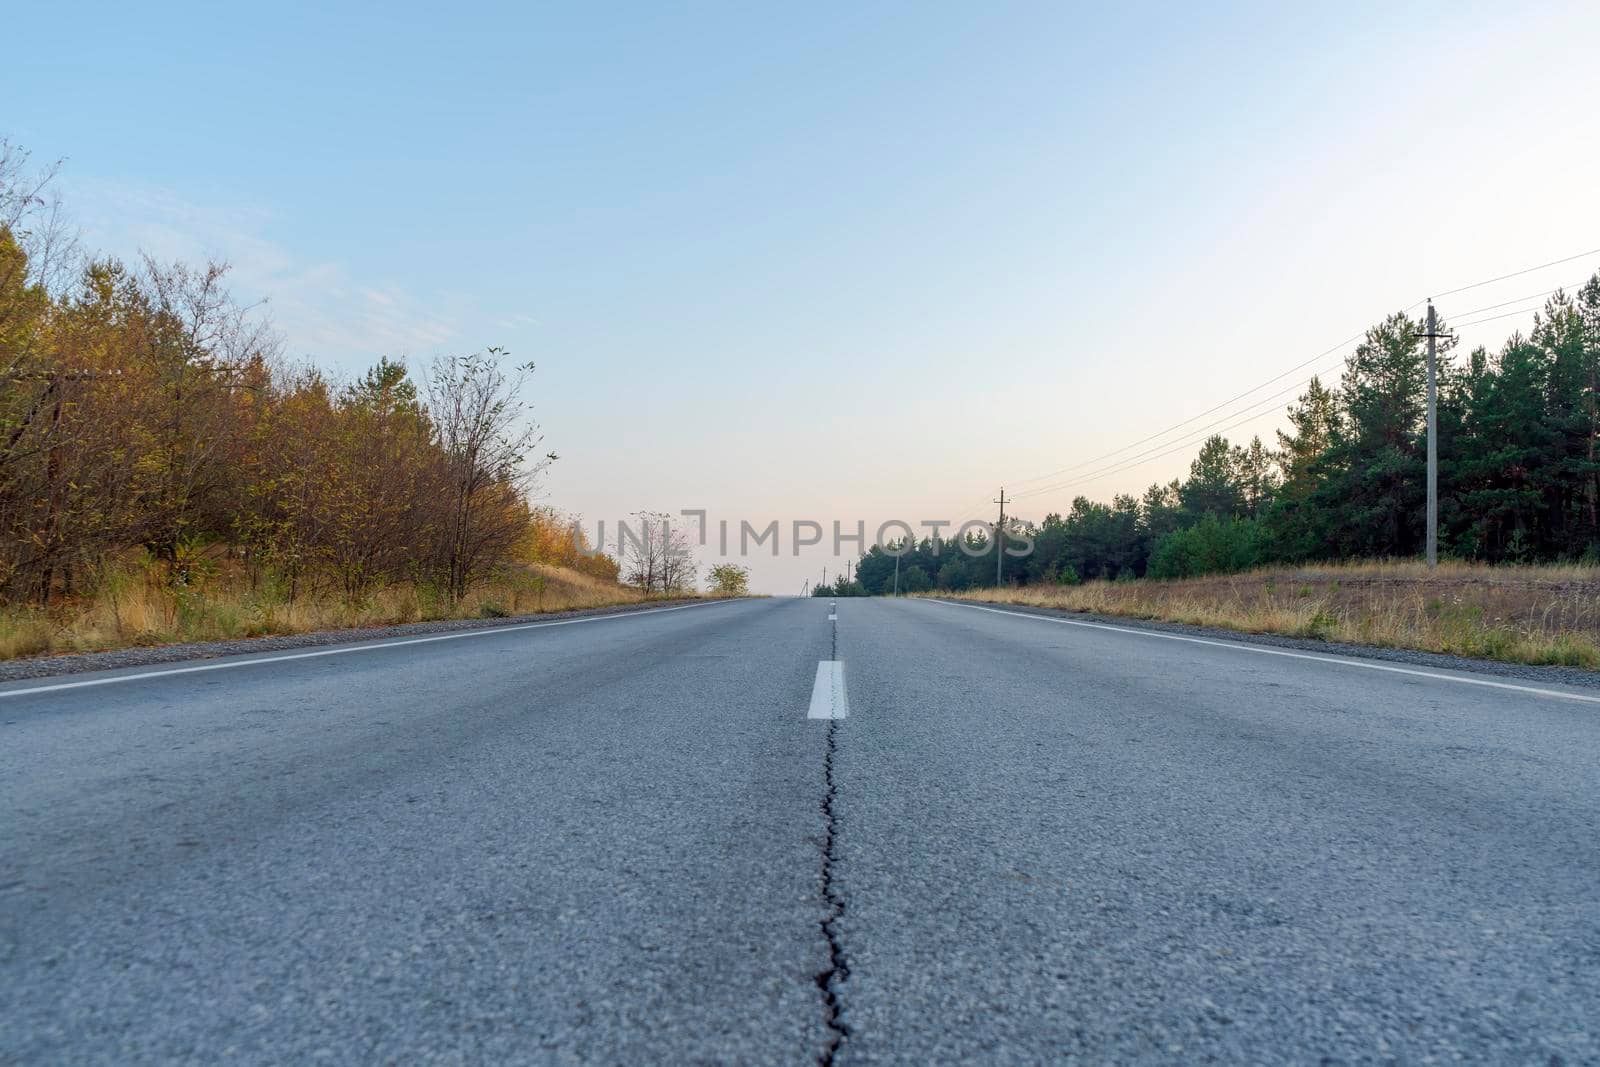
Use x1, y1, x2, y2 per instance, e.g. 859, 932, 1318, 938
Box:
3, 596, 1598, 1064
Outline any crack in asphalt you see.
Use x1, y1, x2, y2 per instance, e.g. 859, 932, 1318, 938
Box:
814, 604, 849, 1064
814, 715, 850, 1063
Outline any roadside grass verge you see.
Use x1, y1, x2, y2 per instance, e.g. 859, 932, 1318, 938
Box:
929, 560, 1600, 669
0, 561, 684, 661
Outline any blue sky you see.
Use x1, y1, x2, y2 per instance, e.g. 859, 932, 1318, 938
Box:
7, 1, 1600, 590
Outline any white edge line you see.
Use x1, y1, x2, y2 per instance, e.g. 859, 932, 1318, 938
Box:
930, 599, 1600, 706
0, 599, 741, 700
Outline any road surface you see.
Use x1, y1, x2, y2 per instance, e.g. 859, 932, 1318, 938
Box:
3, 597, 1598, 1063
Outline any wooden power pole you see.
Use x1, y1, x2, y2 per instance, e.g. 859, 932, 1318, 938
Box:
1423, 302, 1440, 568
994, 487, 1007, 586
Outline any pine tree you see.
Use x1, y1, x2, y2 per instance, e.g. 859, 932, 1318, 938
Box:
1179, 435, 1244, 521
1275, 376, 1339, 485
1231, 435, 1279, 518
1580, 276, 1600, 552
1455, 336, 1552, 560
1140, 479, 1183, 547
1533, 291, 1598, 555
1264, 377, 1340, 560
1320, 312, 1436, 557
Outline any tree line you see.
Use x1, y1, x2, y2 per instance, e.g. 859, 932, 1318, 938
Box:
1, 139, 609, 606
826, 280, 1600, 597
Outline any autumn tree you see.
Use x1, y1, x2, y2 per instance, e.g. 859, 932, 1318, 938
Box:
707, 563, 749, 595
127, 256, 278, 575
426, 348, 555, 600
622, 511, 695, 595
0, 139, 601, 612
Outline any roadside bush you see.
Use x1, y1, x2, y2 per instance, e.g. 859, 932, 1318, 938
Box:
1148, 515, 1268, 579
897, 564, 932, 594
707, 563, 751, 595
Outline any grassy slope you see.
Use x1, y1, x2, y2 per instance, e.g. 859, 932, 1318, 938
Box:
0, 563, 669, 661
934, 560, 1600, 669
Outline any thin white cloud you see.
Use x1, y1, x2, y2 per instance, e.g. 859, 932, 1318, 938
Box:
62, 176, 466, 373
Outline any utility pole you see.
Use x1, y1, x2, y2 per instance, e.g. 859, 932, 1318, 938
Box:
1424, 301, 1440, 568
993, 487, 1007, 586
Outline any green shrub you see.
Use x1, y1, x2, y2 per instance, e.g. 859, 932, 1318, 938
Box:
898, 564, 932, 594
1148, 515, 1268, 580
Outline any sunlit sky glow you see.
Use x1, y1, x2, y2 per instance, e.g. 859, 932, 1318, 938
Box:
7, 1, 1600, 591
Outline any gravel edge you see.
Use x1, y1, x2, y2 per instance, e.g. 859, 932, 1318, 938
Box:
0, 598, 733, 683
937, 597, 1600, 693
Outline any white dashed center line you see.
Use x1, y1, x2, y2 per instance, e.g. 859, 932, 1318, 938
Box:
808, 660, 849, 719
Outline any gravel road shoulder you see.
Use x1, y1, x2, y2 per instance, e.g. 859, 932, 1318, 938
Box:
938, 597, 1600, 693
0, 598, 729, 683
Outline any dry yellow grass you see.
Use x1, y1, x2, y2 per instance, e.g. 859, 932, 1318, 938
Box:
932, 560, 1600, 669
0, 562, 678, 661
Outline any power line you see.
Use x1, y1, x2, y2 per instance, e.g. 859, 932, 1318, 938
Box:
1014, 283, 1587, 507
1430, 246, 1600, 300
1013, 369, 1341, 505
1453, 304, 1565, 331
1011, 343, 1362, 501
1010, 355, 1346, 503
1438, 277, 1591, 321
946, 494, 999, 532
1012, 275, 1596, 509
946, 245, 1600, 520
998, 245, 1600, 502
1006, 332, 1364, 491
